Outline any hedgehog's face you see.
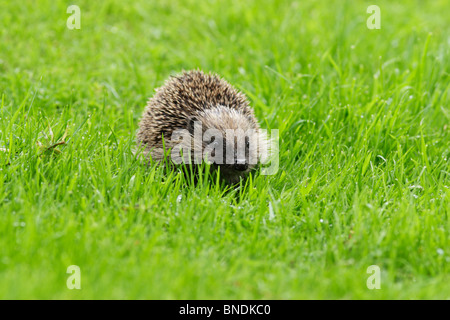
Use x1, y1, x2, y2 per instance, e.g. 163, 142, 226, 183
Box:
212, 130, 258, 181
188, 105, 263, 184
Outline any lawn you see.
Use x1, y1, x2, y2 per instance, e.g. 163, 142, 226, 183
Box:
0, 0, 449, 299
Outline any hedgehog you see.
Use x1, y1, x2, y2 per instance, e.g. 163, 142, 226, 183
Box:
136, 70, 268, 184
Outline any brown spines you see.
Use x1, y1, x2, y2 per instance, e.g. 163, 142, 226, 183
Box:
160, 70, 250, 115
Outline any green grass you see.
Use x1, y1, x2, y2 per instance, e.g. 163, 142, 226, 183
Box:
0, 0, 449, 299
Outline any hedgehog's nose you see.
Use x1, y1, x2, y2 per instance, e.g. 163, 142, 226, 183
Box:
233, 161, 248, 171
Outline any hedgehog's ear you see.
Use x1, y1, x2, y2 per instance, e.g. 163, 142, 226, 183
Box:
187, 116, 198, 134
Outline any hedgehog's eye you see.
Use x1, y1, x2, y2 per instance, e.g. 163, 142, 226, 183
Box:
187, 116, 198, 134
208, 137, 220, 149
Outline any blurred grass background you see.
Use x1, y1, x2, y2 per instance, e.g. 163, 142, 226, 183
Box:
0, 0, 449, 299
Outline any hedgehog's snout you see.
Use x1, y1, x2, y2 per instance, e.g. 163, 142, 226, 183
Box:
233, 161, 248, 171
